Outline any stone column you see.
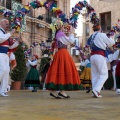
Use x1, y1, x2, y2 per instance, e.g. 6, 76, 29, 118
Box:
82, 9, 87, 47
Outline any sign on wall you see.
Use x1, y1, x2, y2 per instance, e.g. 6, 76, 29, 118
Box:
12, 0, 26, 31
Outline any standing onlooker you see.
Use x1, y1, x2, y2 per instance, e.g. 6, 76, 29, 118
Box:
88, 24, 115, 98
24, 55, 40, 92
0, 19, 19, 96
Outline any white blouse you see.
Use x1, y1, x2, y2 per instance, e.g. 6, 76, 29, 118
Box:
26, 59, 37, 68
58, 34, 75, 45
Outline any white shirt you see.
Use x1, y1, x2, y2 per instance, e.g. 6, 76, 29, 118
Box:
92, 32, 115, 50
26, 59, 37, 68
80, 61, 85, 66
0, 28, 11, 44
9, 52, 15, 61
0, 27, 19, 48
108, 49, 120, 62
84, 59, 90, 66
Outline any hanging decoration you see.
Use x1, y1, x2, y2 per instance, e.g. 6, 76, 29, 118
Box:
23, 40, 52, 58
0, 0, 90, 31
1, 0, 120, 57
0, 0, 119, 35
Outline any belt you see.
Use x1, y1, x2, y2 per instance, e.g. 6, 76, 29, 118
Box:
91, 50, 106, 57
0, 46, 8, 54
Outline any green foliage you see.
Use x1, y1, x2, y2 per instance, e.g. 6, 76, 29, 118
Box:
39, 57, 50, 75
11, 44, 27, 81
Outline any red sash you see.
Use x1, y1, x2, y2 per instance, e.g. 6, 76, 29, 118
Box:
91, 50, 105, 57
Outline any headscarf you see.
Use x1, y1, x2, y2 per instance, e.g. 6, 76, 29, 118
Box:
34, 55, 39, 60
55, 20, 63, 30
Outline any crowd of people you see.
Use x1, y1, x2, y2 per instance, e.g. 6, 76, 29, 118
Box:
0, 18, 120, 99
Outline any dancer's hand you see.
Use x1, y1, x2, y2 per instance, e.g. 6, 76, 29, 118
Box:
10, 29, 16, 35
70, 43, 75, 47
26, 58, 28, 61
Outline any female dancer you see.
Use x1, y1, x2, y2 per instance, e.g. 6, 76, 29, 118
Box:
45, 20, 82, 99
25, 55, 40, 92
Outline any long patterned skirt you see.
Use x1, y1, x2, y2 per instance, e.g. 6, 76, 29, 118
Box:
116, 61, 120, 89
80, 66, 91, 88
24, 67, 40, 87
45, 48, 82, 90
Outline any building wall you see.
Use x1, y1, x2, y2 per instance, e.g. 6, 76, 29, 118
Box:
0, 0, 71, 59
21, 0, 70, 57
89, 0, 120, 34
57, 0, 70, 18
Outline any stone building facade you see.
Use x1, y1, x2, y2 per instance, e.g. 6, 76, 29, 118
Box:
89, 0, 120, 35
0, 0, 70, 58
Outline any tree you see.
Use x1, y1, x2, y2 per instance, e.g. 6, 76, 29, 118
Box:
39, 57, 50, 76
11, 44, 27, 81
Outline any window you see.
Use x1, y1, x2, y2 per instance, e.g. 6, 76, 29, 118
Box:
6, 0, 11, 9
100, 12, 111, 32
6, 0, 22, 10
16, 0, 22, 3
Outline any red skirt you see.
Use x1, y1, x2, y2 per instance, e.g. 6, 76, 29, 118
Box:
116, 61, 120, 89
45, 48, 81, 90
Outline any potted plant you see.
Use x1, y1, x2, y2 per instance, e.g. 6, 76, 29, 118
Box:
11, 44, 27, 90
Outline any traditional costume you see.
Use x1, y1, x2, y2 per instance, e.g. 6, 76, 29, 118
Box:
88, 27, 115, 97
5, 52, 17, 92
45, 30, 81, 90
41, 58, 51, 91
0, 27, 19, 96
80, 59, 91, 89
115, 58, 120, 94
24, 55, 40, 92
108, 50, 120, 94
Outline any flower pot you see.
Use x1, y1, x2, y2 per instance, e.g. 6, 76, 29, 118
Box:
12, 81, 21, 90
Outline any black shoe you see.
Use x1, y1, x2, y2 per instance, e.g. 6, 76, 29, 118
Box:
86, 88, 92, 93
58, 92, 70, 98
32, 89, 37, 92
50, 93, 61, 99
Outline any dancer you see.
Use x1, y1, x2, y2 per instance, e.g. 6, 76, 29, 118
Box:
107, 48, 120, 93
87, 24, 115, 98
80, 54, 92, 92
104, 48, 114, 90
24, 55, 40, 92
41, 57, 51, 91
45, 20, 82, 99
5, 52, 17, 93
0, 19, 19, 96
108, 48, 119, 90
115, 57, 120, 94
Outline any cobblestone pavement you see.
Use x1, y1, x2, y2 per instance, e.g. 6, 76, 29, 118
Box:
0, 90, 120, 120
